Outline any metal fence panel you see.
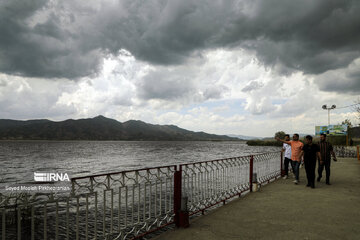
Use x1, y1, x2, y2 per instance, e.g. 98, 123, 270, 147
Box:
180, 156, 252, 215
253, 152, 282, 184
333, 146, 357, 158
1, 165, 176, 240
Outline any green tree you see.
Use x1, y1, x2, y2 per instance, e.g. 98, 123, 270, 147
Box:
274, 131, 286, 139
341, 119, 352, 127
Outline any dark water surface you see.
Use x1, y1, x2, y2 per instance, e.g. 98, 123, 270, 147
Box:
0, 141, 280, 186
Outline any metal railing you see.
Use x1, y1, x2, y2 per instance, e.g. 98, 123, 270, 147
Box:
253, 152, 282, 184
1, 165, 177, 240
333, 146, 358, 158
1, 152, 283, 239
180, 156, 251, 215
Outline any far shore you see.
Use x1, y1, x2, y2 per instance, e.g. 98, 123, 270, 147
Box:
247, 135, 358, 146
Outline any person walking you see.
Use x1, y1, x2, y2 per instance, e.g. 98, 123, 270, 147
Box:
276, 134, 304, 184
300, 135, 320, 188
317, 134, 337, 185
282, 134, 292, 179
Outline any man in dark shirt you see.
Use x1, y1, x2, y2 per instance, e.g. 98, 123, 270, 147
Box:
317, 134, 337, 185
300, 135, 320, 188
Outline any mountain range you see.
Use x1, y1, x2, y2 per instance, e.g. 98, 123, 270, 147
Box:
0, 115, 239, 141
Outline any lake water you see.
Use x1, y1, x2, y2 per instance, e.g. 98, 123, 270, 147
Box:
0, 141, 280, 188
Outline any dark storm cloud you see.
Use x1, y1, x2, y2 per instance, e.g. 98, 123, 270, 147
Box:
315, 60, 360, 94
236, 0, 360, 75
136, 69, 196, 100
136, 67, 229, 102
0, 0, 102, 79
1, 0, 360, 84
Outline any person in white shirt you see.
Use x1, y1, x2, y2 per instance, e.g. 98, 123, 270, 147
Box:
282, 134, 293, 179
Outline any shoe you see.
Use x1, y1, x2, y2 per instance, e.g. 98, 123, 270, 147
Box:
283, 175, 288, 179
326, 182, 331, 185
311, 185, 315, 189
306, 184, 310, 187
293, 180, 298, 184
317, 177, 321, 182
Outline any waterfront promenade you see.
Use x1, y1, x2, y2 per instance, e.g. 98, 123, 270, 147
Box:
156, 158, 360, 240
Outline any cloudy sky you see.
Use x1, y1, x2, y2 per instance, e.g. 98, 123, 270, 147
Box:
1, 0, 359, 137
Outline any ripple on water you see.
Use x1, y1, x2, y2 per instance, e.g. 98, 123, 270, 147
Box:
1, 141, 280, 185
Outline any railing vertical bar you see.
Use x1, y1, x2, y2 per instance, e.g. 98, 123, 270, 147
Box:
135, 172, 139, 224
143, 183, 147, 222
85, 194, 89, 240
155, 180, 158, 218
131, 186, 135, 225
159, 178, 163, 216
103, 190, 106, 238
205, 164, 208, 201
250, 156, 254, 192
148, 183, 151, 221
137, 184, 140, 224
31, 205, 34, 240
125, 186, 128, 228
228, 162, 231, 193
218, 162, 221, 197
204, 164, 208, 201
56, 200, 59, 240
226, 162, 229, 193
131, 184, 136, 225
118, 187, 122, 231
211, 165, 214, 200
164, 178, 168, 215
66, 198, 69, 240
208, 163, 212, 201
197, 166, 201, 204
76, 196, 79, 240
110, 189, 114, 234
201, 165, 204, 202
173, 167, 182, 227
17, 207, 21, 240
191, 172, 194, 206
222, 161, 225, 196
172, 171, 176, 216
94, 192, 98, 240
44, 203, 47, 240
233, 161, 236, 189
2, 209, 6, 240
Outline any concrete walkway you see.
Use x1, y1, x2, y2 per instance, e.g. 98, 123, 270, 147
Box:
155, 158, 360, 240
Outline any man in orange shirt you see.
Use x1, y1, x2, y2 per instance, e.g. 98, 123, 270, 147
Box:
276, 134, 304, 184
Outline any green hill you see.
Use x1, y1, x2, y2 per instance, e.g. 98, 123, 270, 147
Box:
0, 115, 238, 141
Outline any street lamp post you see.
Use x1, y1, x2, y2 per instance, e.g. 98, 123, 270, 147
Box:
322, 104, 336, 125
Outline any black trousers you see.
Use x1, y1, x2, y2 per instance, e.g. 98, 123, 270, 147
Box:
284, 157, 292, 176
318, 160, 331, 183
305, 160, 316, 186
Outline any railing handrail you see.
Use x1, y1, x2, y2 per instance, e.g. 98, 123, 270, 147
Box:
70, 151, 280, 181
179, 151, 280, 167
71, 164, 177, 180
